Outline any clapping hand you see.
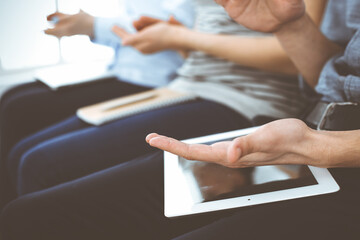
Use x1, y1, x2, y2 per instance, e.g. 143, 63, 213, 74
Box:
112, 16, 186, 54
44, 10, 94, 38
215, 0, 306, 32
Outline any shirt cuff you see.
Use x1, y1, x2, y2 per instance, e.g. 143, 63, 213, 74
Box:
315, 56, 347, 102
344, 74, 360, 101
92, 17, 130, 48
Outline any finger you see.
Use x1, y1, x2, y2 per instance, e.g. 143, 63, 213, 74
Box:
168, 16, 182, 26
44, 28, 55, 35
44, 27, 64, 37
47, 12, 59, 21
49, 14, 73, 26
147, 134, 229, 162
227, 140, 242, 164
215, 0, 231, 7
134, 16, 162, 31
146, 133, 160, 143
47, 12, 66, 21
229, 135, 255, 158
112, 25, 131, 39
133, 20, 145, 31
214, 0, 228, 7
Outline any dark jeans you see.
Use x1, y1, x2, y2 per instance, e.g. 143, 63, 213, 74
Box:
0, 78, 150, 209
1, 94, 252, 240
4, 96, 251, 206
1, 152, 359, 240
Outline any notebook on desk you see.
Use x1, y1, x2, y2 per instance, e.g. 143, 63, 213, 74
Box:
76, 88, 197, 126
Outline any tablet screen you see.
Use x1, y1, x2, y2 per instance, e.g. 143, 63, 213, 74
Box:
165, 128, 339, 217
179, 158, 318, 203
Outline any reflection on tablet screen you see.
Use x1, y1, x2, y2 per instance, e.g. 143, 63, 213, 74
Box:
178, 138, 318, 204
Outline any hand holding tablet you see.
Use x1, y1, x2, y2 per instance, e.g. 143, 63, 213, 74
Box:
147, 118, 320, 168
146, 119, 340, 217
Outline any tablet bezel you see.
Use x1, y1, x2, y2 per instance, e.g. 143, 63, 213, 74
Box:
164, 127, 340, 218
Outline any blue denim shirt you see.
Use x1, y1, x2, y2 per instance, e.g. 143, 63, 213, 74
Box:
92, 0, 195, 87
313, 0, 360, 102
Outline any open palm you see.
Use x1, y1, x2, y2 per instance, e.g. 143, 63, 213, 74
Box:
146, 119, 313, 168
215, 0, 305, 32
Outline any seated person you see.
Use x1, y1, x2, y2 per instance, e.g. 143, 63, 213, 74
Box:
147, 118, 360, 169
1, 0, 360, 239
0, 0, 194, 158
0, 0, 194, 208
1, 0, 325, 210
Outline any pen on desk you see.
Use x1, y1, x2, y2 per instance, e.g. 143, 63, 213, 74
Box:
101, 92, 157, 112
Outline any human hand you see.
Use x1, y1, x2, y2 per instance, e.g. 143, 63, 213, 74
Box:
44, 10, 94, 38
133, 15, 183, 31
215, 0, 306, 32
112, 16, 187, 54
146, 119, 320, 168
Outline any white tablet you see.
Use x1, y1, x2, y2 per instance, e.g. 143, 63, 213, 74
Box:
164, 127, 340, 218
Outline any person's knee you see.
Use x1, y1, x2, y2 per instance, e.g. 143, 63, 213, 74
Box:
17, 145, 53, 195
6, 137, 38, 187
0, 87, 22, 121
0, 84, 24, 104
0, 83, 34, 111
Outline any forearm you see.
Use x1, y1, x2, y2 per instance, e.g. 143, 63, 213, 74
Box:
296, 129, 360, 168
275, 14, 343, 88
173, 27, 298, 75
79, 16, 94, 38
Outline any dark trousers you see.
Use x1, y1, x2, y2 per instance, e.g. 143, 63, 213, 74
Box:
0, 96, 253, 240
1, 151, 359, 240
2, 87, 251, 208
2, 81, 359, 239
0, 78, 150, 209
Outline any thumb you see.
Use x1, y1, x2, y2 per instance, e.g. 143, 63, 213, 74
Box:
47, 12, 64, 21
227, 136, 254, 164
134, 16, 162, 31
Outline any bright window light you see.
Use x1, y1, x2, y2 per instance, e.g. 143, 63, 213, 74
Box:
0, 0, 124, 71
0, 0, 60, 70
57, 0, 124, 64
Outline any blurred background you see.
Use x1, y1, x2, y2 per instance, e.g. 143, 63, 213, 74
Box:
0, 0, 125, 91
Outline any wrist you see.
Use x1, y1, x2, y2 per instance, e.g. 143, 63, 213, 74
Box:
273, 13, 329, 88
78, 13, 94, 38
300, 129, 331, 167
275, 13, 311, 39
296, 129, 360, 168
286, 126, 323, 167
169, 26, 193, 51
